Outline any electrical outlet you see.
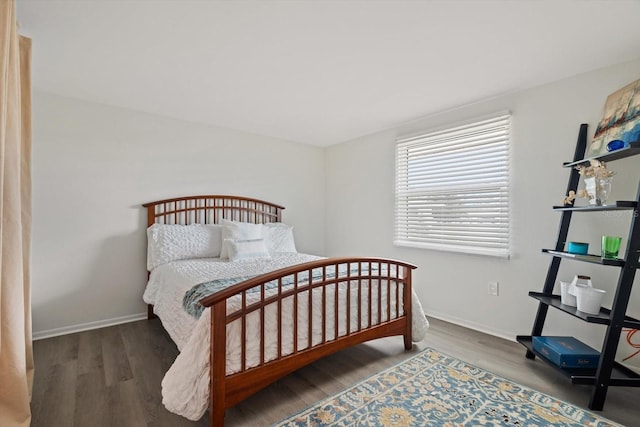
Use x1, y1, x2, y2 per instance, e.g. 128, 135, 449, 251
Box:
488, 281, 499, 296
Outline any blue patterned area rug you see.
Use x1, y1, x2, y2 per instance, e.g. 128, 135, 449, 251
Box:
273, 348, 621, 427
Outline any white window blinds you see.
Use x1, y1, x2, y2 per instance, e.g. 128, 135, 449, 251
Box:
394, 113, 511, 258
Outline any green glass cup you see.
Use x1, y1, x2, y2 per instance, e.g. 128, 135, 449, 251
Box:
602, 236, 622, 259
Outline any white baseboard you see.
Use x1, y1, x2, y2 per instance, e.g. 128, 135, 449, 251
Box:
32, 312, 148, 341
427, 310, 516, 343
32, 310, 513, 343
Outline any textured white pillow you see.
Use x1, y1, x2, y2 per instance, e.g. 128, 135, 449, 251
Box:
226, 238, 271, 261
262, 222, 297, 254
220, 219, 263, 259
147, 223, 222, 270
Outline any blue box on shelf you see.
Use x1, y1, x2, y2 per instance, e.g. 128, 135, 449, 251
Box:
532, 336, 600, 369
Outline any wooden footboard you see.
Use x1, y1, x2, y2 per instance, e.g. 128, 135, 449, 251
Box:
199, 257, 416, 426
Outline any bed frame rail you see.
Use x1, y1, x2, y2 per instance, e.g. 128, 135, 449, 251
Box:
199, 257, 416, 426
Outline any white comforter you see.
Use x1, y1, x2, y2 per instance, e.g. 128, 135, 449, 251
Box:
143, 253, 429, 421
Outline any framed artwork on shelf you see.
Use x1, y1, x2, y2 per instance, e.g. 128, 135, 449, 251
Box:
588, 78, 640, 158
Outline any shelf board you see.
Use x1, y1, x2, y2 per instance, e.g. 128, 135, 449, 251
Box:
563, 140, 640, 168
528, 292, 610, 324
529, 292, 640, 329
517, 336, 640, 386
517, 335, 598, 382
542, 249, 625, 266
553, 201, 638, 211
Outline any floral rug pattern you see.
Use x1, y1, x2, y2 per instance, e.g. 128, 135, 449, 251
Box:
273, 348, 621, 427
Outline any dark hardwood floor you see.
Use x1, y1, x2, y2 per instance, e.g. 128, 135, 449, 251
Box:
31, 317, 638, 426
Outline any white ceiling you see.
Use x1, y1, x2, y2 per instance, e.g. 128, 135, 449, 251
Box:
16, 0, 640, 147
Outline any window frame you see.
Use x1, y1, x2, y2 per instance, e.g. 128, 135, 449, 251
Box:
394, 112, 511, 258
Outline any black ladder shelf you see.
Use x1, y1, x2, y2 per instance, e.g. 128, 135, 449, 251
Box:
516, 124, 640, 411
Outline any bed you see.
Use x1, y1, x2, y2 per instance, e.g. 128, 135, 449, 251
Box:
142, 195, 428, 426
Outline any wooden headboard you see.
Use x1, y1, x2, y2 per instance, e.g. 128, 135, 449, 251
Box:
142, 195, 284, 227
142, 195, 284, 320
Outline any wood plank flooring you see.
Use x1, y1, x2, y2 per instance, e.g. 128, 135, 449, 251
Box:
31, 317, 639, 426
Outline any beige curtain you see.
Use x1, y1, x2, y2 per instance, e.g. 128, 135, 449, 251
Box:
0, 0, 34, 426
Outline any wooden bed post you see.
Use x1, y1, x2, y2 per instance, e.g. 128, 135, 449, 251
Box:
403, 265, 413, 350
210, 302, 227, 427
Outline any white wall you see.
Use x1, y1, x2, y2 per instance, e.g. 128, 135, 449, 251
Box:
325, 59, 640, 349
32, 59, 640, 348
31, 92, 325, 338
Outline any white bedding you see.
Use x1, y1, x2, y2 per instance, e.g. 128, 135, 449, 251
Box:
143, 253, 429, 421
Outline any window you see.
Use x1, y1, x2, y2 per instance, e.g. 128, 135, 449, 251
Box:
394, 113, 511, 258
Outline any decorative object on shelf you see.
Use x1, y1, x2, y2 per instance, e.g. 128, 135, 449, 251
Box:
567, 241, 589, 255
562, 160, 615, 206
602, 235, 622, 259
606, 139, 627, 152
589, 78, 640, 157
561, 190, 577, 205
560, 280, 576, 306
578, 160, 615, 206
532, 336, 600, 368
617, 328, 640, 374
566, 275, 592, 309
584, 176, 612, 206
576, 286, 606, 315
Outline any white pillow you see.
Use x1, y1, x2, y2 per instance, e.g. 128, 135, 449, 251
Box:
262, 222, 297, 254
226, 238, 271, 261
147, 223, 222, 270
220, 219, 263, 259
